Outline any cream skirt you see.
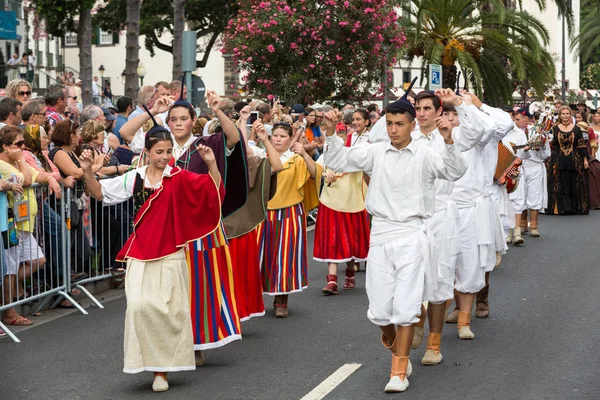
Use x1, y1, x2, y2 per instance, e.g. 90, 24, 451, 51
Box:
123, 250, 196, 373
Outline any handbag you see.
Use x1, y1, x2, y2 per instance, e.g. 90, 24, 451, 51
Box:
2, 208, 19, 249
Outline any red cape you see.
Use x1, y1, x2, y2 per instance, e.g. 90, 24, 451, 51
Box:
116, 166, 225, 262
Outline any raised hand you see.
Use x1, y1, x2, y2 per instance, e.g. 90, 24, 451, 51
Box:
435, 116, 454, 143
459, 90, 483, 108
150, 96, 172, 115
322, 110, 338, 132
196, 144, 216, 164
240, 105, 251, 121
207, 90, 221, 113
254, 120, 269, 142
435, 88, 461, 107
79, 148, 95, 170
292, 141, 307, 156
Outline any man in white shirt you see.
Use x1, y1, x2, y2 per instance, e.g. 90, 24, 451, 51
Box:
515, 109, 551, 237
408, 88, 492, 364
92, 76, 102, 105
322, 88, 467, 393
504, 110, 531, 245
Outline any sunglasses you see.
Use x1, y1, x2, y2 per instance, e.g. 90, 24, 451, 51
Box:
13, 140, 26, 147
273, 121, 291, 128
18, 91, 32, 96
68, 96, 78, 101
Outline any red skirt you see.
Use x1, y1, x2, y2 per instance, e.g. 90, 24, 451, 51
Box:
229, 229, 265, 321
313, 203, 370, 263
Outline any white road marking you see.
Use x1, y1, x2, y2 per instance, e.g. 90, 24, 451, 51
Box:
300, 363, 361, 400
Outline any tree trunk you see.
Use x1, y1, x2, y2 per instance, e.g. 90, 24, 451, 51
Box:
442, 63, 457, 91
125, 0, 141, 97
172, 0, 185, 80
78, 7, 93, 106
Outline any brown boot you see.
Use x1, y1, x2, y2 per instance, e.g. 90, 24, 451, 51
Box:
274, 295, 289, 318
322, 274, 338, 295
343, 268, 356, 290
475, 284, 490, 318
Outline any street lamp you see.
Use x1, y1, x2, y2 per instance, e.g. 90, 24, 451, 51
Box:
98, 64, 105, 77
137, 63, 147, 86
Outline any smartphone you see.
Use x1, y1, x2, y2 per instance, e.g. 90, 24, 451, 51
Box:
106, 147, 114, 157
247, 111, 259, 126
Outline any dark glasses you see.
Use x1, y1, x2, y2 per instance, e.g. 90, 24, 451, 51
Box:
18, 91, 32, 96
273, 121, 291, 128
13, 140, 26, 147
68, 96, 78, 101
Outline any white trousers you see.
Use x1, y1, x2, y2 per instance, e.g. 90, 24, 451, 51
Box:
509, 174, 526, 214
523, 160, 547, 211
423, 201, 460, 303
366, 235, 426, 327
454, 207, 486, 293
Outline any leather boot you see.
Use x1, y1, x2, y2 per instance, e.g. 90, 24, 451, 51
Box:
506, 228, 513, 244
274, 295, 288, 318
322, 274, 338, 295
475, 284, 490, 318
343, 268, 356, 289
512, 227, 524, 245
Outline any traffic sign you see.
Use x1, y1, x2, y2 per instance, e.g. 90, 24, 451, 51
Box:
429, 64, 442, 90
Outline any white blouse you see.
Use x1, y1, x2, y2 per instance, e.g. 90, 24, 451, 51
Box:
99, 165, 173, 206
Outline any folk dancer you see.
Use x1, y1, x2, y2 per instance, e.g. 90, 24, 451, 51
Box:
322, 85, 468, 393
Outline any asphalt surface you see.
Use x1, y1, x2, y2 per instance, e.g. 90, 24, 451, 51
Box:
1, 213, 599, 400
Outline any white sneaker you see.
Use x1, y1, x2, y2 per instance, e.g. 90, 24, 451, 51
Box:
152, 374, 169, 392
385, 375, 409, 393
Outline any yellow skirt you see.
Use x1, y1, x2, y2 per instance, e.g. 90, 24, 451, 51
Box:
123, 250, 195, 373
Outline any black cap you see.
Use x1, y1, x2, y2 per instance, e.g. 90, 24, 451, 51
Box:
386, 77, 418, 117
515, 108, 532, 118
291, 104, 306, 114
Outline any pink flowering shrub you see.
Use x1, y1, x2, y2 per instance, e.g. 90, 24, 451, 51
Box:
222, 0, 406, 103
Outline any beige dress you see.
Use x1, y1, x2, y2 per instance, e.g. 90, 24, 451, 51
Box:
122, 249, 195, 373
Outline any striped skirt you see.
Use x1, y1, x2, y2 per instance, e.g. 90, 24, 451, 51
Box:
313, 203, 370, 263
259, 203, 308, 295
229, 228, 265, 321
185, 222, 242, 350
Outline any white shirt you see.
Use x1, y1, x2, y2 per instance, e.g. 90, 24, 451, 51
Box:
92, 81, 100, 96
324, 134, 467, 239
172, 134, 197, 161
412, 103, 488, 208
100, 165, 173, 206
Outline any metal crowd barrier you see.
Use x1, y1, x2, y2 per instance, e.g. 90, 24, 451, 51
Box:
0, 183, 133, 343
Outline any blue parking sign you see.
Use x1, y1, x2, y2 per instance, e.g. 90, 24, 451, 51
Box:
429, 64, 442, 90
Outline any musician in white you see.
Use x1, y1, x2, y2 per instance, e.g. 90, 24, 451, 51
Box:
518, 111, 551, 237
503, 109, 531, 245
322, 92, 467, 393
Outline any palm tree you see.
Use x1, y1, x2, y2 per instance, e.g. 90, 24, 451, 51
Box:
125, 0, 141, 98
400, 0, 556, 105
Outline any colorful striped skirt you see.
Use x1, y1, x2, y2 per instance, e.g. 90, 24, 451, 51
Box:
185, 222, 242, 350
313, 204, 370, 263
259, 203, 308, 295
229, 228, 265, 321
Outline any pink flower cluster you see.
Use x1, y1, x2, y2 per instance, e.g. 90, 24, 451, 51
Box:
222, 0, 406, 103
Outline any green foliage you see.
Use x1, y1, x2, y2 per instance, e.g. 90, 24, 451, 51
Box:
401, 0, 556, 105
222, 0, 406, 104
30, 0, 95, 36
93, 0, 237, 67
580, 63, 600, 90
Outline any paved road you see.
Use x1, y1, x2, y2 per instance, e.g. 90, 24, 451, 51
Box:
1, 213, 599, 400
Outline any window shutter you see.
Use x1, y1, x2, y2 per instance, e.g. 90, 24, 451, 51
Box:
92, 28, 99, 45
112, 32, 119, 45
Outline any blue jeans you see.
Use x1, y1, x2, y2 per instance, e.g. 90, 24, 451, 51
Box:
43, 201, 66, 285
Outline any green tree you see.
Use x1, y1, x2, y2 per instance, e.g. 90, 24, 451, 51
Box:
94, 0, 238, 73
31, 0, 95, 105
124, 0, 141, 98
580, 63, 600, 90
401, 0, 556, 105
571, 0, 600, 83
